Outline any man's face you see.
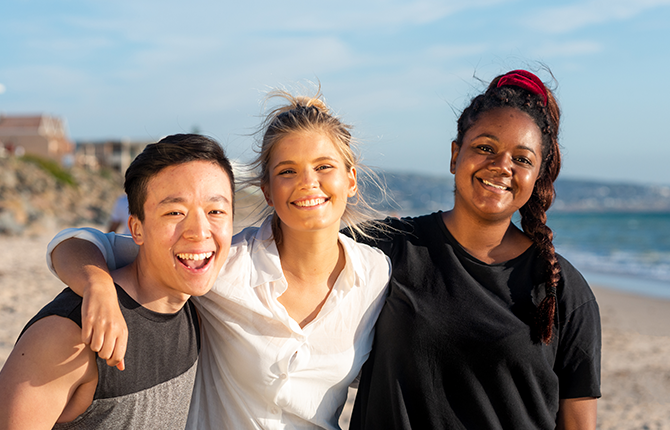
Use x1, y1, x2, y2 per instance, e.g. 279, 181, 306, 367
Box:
129, 160, 233, 302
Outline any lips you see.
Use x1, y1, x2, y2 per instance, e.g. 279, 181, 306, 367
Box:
292, 197, 328, 207
176, 251, 214, 271
479, 178, 511, 191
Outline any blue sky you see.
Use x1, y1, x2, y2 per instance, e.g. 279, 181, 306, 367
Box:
2, 0, 670, 185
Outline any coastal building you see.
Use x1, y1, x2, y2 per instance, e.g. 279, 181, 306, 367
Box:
75, 139, 150, 173
0, 114, 74, 164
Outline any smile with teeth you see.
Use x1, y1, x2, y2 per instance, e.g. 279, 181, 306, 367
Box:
176, 252, 214, 270
293, 198, 327, 207
480, 178, 510, 191
176, 252, 213, 261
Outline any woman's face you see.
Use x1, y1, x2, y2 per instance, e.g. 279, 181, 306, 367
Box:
450, 107, 543, 223
262, 132, 357, 238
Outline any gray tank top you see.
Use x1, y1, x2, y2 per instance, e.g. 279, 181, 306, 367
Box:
20, 285, 200, 430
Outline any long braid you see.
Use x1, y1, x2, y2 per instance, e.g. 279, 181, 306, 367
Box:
520, 89, 562, 344
455, 70, 563, 344
519, 176, 561, 343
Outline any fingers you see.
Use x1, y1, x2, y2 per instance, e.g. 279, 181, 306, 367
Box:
84, 320, 128, 370
80, 284, 129, 369
115, 359, 126, 371
99, 328, 128, 371
80, 310, 129, 369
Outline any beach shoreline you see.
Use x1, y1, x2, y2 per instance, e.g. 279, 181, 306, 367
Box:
1, 230, 669, 429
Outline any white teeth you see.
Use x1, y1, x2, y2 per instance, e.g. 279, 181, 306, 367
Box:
294, 198, 326, 207
482, 179, 508, 190
176, 252, 213, 261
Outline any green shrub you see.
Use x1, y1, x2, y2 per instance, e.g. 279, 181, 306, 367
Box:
21, 154, 77, 187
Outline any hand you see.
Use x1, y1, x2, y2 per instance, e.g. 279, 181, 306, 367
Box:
51, 238, 129, 371
81, 283, 128, 371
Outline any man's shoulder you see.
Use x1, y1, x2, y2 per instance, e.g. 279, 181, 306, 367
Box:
20, 314, 86, 351
0, 314, 97, 428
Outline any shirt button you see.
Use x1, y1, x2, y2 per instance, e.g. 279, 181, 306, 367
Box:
279, 373, 287, 380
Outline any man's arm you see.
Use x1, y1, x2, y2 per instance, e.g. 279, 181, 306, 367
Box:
52, 238, 128, 370
0, 316, 98, 429
556, 397, 597, 430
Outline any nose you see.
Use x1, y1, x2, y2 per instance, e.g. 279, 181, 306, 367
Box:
183, 210, 211, 241
300, 169, 319, 189
490, 154, 512, 176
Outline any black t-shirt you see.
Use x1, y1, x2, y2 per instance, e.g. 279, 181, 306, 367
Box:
350, 213, 601, 430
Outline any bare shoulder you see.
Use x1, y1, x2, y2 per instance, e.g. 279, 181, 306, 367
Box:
0, 315, 97, 429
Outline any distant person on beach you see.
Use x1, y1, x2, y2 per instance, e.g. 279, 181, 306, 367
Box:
0, 134, 234, 429
348, 70, 601, 429
107, 193, 130, 235
44, 89, 391, 429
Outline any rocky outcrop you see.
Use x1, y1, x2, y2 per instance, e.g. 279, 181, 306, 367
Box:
0, 156, 124, 236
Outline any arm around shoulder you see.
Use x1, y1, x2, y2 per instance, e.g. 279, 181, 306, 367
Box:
0, 316, 98, 429
49, 233, 129, 369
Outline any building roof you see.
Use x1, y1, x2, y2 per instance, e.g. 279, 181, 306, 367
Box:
0, 115, 45, 130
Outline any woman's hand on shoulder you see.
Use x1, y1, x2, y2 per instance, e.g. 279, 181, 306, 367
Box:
82, 281, 127, 371
52, 238, 128, 370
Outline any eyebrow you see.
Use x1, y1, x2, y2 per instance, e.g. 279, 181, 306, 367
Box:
158, 194, 231, 206
272, 156, 339, 169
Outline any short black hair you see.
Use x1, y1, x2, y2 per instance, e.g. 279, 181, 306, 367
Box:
124, 134, 235, 221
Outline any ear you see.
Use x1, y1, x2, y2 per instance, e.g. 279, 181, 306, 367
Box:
128, 215, 144, 245
347, 166, 358, 198
450, 141, 460, 174
261, 184, 274, 207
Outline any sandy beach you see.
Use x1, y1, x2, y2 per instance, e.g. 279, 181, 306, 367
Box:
1, 229, 669, 429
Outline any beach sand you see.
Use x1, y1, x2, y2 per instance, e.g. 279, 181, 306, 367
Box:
1, 230, 669, 429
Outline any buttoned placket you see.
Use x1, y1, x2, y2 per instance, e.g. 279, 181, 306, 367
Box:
263, 254, 354, 423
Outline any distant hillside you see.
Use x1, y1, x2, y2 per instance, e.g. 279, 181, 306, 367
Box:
3, 156, 669, 236
367, 171, 670, 216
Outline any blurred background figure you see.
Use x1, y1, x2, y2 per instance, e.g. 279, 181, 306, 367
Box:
107, 194, 130, 235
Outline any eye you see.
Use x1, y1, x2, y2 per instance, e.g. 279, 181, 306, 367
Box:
278, 168, 296, 175
514, 156, 533, 166
165, 211, 184, 216
476, 145, 494, 154
316, 164, 334, 171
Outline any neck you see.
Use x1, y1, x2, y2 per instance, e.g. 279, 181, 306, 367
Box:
442, 208, 530, 264
112, 256, 188, 314
274, 222, 346, 328
276, 224, 343, 282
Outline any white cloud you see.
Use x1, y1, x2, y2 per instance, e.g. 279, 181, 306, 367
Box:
0, 83, 5, 94
531, 40, 602, 58
527, 0, 670, 33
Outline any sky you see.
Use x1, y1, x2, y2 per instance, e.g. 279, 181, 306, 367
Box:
2, 0, 670, 186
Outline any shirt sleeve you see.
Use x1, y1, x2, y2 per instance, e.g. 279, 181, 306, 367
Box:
554, 268, 602, 399
46, 227, 140, 277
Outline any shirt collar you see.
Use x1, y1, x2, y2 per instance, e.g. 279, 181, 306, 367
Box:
247, 216, 364, 293
247, 216, 283, 288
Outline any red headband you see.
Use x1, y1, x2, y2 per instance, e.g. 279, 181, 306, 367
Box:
497, 70, 548, 106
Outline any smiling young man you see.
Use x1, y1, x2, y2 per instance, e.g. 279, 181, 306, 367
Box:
0, 134, 234, 430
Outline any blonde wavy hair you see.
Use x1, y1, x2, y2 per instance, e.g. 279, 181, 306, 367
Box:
244, 86, 386, 245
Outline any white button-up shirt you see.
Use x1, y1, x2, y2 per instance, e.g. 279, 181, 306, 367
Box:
47, 217, 391, 430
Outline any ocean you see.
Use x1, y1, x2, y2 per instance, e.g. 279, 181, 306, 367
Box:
547, 212, 670, 299
394, 207, 670, 299
375, 171, 670, 299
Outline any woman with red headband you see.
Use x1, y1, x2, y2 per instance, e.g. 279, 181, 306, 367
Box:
349, 70, 601, 429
